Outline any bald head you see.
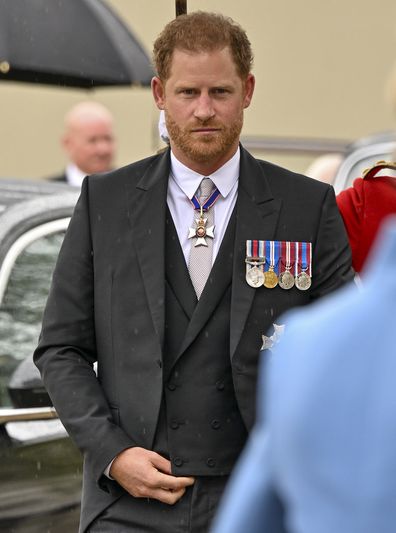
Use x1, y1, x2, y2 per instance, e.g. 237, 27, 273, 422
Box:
62, 101, 115, 175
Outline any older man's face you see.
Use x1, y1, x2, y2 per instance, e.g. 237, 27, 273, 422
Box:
64, 116, 115, 175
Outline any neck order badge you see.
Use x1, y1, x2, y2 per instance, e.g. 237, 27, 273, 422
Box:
188, 179, 220, 247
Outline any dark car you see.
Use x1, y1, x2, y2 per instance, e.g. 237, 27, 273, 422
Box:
0, 179, 82, 532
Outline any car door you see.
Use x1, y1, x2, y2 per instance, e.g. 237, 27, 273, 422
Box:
0, 218, 82, 532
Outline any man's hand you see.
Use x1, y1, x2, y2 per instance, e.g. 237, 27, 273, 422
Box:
110, 447, 195, 505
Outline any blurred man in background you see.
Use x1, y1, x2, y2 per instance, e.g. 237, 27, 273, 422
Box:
305, 152, 343, 184
50, 101, 115, 186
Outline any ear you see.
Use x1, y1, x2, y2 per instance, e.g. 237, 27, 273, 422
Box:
152, 76, 166, 110
242, 73, 255, 109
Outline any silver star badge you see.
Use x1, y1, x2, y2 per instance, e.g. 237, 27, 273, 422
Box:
261, 323, 286, 351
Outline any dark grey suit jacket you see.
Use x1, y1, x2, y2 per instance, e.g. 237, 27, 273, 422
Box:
34, 146, 353, 531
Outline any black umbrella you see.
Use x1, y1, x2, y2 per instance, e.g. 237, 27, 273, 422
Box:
0, 0, 154, 89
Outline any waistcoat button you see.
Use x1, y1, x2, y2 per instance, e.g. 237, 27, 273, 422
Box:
211, 419, 221, 429
170, 421, 179, 430
215, 380, 225, 391
167, 382, 176, 391
206, 458, 216, 468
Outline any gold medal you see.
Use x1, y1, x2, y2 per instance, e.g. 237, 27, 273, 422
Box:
246, 265, 264, 288
263, 241, 279, 289
264, 267, 278, 289
295, 271, 311, 291
279, 269, 294, 290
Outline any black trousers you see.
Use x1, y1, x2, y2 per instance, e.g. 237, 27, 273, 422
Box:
87, 476, 229, 533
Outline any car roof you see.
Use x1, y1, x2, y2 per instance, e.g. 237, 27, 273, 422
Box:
0, 178, 78, 210
0, 179, 80, 263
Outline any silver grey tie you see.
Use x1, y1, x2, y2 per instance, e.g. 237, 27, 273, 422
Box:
188, 178, 215, 299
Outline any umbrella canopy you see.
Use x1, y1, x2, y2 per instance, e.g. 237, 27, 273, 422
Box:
0, 0, 154, 89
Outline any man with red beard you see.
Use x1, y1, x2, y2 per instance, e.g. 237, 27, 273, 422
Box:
34, 12, 353, 533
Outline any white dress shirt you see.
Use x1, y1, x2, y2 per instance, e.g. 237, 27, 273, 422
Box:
167, 148, 240, 265
65, 163, 87, 187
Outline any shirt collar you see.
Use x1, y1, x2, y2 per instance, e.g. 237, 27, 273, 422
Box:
66, 163, 87, 187
170, 147, 240, 200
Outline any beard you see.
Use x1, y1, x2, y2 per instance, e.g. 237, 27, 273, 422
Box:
165, 111, 243, 164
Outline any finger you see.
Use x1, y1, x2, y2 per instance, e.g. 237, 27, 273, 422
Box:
149, 452, 173, 475
150, 486, 188, 505
148, 452, 195, 489
153, 471, 195, 491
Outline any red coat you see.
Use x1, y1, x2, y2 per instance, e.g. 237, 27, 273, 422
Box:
337, 162, 396, 272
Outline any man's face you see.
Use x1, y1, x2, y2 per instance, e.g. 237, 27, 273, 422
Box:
64, 117, 115, 175
152, 47, 254, 173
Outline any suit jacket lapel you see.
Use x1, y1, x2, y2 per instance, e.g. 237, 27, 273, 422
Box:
230, 147, 282, 358
165, 208, 197, 320
127, 150, 170, 350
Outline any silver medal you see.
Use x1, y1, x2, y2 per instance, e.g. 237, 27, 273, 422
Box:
279, 270, 295, 290
295, 271, 311, 291
246, 265, 265, 288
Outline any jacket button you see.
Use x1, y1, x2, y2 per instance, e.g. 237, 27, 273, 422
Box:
215, 380, 225, 391
167, 382, 176, 391
211, 419, 221, 430
170, 421, 179, 430
173, 457, 183, 467
206, 458, 216, 468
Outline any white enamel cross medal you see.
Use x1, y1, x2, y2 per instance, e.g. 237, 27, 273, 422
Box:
188, 206, 215, 247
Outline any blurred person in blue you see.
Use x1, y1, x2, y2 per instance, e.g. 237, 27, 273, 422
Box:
50, 101, 116, 186
212, 215, 396, 533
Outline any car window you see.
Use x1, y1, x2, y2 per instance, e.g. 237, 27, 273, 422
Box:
0, 231, 65, 407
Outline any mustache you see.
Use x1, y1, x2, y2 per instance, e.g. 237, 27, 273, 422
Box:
189, 120, 223, 129
165, 113, 223, 130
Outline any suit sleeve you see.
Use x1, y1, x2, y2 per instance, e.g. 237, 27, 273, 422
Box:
311, 185, 354, 299
34, 178, 134, 493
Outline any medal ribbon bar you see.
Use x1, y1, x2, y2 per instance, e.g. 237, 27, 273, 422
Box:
264, 240, 280, 275
295, 241, 312, 276
245, 240, 265, 288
